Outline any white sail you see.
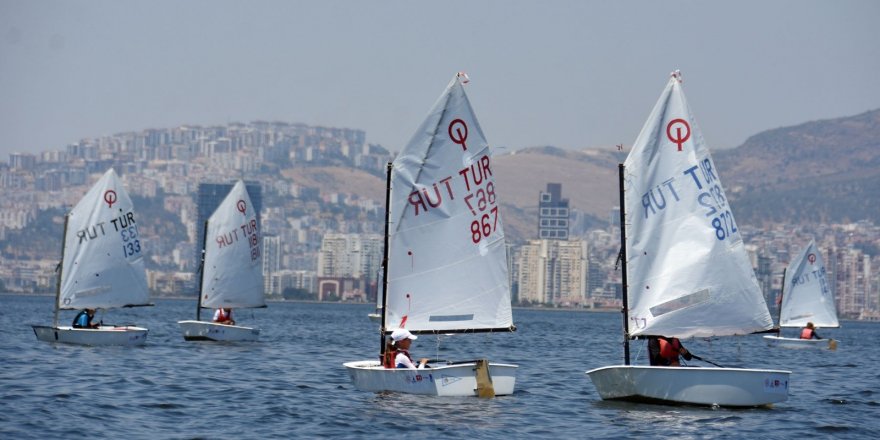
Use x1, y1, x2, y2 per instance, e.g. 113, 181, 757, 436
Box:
200, 180, 265, 309
59, 169, 150, 309
384, 73, 513, 333
780, 240, 838, 328
623, 73, 773, 338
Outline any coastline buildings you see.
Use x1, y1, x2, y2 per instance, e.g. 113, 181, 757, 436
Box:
516, 239, 589, 306
1, 121, 879, 319
316, 233, 382, 301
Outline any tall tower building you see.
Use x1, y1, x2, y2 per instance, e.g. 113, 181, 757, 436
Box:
756, 251, 774, 316
262, 235, 282, 295
515, 239, 588, 305
316, 233, 383, 301
538, 183, 569, 240
317, 234, 383, 279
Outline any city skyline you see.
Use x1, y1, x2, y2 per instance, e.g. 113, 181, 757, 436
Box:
1, 121, 876, 320
2, 1, 879, 159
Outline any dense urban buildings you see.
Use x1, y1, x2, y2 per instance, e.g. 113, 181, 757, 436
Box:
1, 121, 878, 320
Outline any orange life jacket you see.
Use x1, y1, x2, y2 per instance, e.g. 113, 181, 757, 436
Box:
800, 328, 814, 339
658, 337, 682, 361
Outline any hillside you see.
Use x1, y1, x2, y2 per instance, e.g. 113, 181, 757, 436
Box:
281, 167, 386, 203
287, 109, 880, 236
715, 109, 880, 225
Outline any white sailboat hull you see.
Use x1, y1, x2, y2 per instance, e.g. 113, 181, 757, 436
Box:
32, 325, 148, 346
177, 320, 260, 342
367, 313, 381, 322
586, 365, 790, 407
763, 335, 838, 349
344, 360, 517, 396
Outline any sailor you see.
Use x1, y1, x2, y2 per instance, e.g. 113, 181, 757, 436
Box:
648, 336, 693, 366
72, 308, 100, 329
387, 328, 428, 369
213, 308, 235, 325
800, 322, 821, 339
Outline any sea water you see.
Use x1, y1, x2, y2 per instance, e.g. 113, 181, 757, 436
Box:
1, 294, 878, 439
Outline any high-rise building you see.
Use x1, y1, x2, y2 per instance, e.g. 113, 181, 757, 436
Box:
756, 251, 775, 316
317, 234, 382, 279
834, 247, 872, 319
194, 181, 263, 274
317, 233, 382, 301
538, 183, 569, 240
262, 235, 282, 295
515, 239, 588, 306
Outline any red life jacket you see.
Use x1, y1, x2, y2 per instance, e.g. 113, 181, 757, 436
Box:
216, 309, 232, 322
659, 338, 682, 361
382, 349, 397, 368
387, 349, 414, 368
800, 328, 814, 339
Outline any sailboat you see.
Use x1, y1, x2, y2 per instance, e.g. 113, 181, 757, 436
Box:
32, 169, 151, 346
764, 240, 839, 349
344, 72, 518, 397
178, 180, 265, 342
586, 71, 791, 407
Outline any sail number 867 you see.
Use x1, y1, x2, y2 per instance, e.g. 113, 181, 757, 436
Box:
470, 206, 499, 244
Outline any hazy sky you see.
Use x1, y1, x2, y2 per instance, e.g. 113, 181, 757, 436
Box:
2, 1, 879, 158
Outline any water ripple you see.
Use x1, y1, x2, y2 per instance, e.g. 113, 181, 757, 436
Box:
3, 296, 880, 438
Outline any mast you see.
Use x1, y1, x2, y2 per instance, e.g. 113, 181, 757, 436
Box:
53, 214, 70, 329
378, 162, 393, 357
196, 220, 209, 321
618, 163, 631, 365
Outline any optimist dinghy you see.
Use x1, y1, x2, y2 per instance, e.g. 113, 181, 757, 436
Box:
32, 169, 151, 346
764, 240, 839, 349
178, 180, 265, 342
586, 71, 790, 407
344, 73, 517, 397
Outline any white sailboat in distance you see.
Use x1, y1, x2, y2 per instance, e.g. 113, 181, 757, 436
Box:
32, 169, 151, 346
586, 71, 791, 407
178, 180, 265, 342
344, 72, 517, 397
764, 240, 839, 349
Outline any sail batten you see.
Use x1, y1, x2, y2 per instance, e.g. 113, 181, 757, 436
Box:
624, 74, 773, 339
384, 74, 513, 333
200, 181, 265, 309
779, 240, 838, 328
59, 169, 150, 310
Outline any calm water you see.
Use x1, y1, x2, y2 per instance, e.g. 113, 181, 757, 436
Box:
1, 294, 878, 439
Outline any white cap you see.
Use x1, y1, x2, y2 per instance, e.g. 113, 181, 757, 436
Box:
391, 328, 417, 342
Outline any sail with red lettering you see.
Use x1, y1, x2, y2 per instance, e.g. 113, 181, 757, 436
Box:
384, 73, 514, 333
779, 240, 839, 328
200, 180, 265, 309
623, 72, 773, 338
59, 169, 150, 309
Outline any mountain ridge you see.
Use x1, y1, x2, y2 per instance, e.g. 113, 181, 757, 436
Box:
294, 108, 879, 242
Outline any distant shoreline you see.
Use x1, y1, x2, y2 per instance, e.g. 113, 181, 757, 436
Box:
0, 291, 617, 313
